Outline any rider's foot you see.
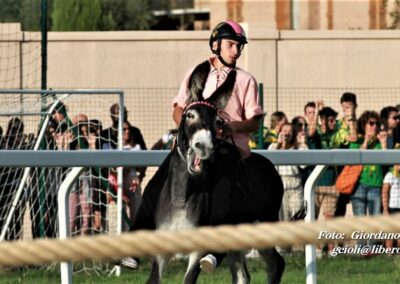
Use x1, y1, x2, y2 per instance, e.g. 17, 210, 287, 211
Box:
199, 254, 217, 273
119, 257, 139, 270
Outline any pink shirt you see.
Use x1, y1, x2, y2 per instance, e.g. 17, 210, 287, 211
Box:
173, 57, 263, 156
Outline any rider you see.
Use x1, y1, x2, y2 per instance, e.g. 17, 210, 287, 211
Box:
172, 20, 264, 273
121, 20, 264, 271
173, 20, 263, 159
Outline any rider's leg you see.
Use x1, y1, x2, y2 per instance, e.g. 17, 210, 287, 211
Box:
130, 153, 171, 231
200, 141, 243, 272
120, 153, 171, 270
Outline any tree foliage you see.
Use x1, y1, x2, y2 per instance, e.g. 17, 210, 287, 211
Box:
389, 0, 400, 29
99, 0, 152, 31
0, 0, 43, 31
51, 0, 102, 31
0, 0, 21, 22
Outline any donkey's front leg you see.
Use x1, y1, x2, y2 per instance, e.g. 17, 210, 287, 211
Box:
183, 252, 202, 284
227, 251, 250, 284
146, 256, 168, 284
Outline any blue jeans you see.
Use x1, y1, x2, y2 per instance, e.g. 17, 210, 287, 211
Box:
350, 184, 381, 216
350, 184, 381, 246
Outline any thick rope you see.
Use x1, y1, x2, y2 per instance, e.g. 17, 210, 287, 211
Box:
0, 213, 399, 267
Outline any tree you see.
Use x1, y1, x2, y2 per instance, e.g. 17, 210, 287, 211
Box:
99, 0, 152, 31
0, 0, 21, 23
125, 0, 152, 30
20, 0, 40, 31
389, 0, 400, 29
51, 0, 102, 31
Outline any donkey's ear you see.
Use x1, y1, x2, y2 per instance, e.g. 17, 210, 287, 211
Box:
186, 61, 210, 104
207, 70, 236, 110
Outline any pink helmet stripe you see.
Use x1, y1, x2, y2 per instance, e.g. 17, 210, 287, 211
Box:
225, 20, 245, 36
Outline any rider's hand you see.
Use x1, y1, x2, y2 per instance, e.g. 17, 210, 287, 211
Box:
223, 122, 237, 137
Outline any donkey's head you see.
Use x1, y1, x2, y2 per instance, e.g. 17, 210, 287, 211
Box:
177, 101, 220, 175
176, 61, 236, 175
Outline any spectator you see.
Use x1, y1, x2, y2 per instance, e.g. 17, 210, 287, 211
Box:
100, 103, 126, 150
292, 115, 321, 187
315, 107, 340, 255
108, 121, 147, 233
382, 159, 400, 249
87, 119, 106, 233
96, 103, 130, 233
269, 123, 307, 220
69, 114, 92, 236
380, 106, 399, 150
151, 129, 175, 150
331, 92, 358, 148
303, 101, 318, 139
1, 117, 25, 150
268, 122, 307, 253
332, 92, 358, 218
0, 117, 30, 240
103, 104, 147, 267
263, 111, 287, 149
88, 119, 102, 150
122, 121, 147, 222
97, 104, 128, 234
30, 103, 71, 239
349, 111, 386, 247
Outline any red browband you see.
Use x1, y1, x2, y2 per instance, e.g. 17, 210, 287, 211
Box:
184, 101, 217, 113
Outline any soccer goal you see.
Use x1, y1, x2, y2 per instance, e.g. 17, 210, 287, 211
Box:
0, 89, 128, 275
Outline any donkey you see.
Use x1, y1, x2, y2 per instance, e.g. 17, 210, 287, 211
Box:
146, 61, 285, 284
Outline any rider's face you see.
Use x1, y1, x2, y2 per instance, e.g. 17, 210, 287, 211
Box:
218, 39, 243, 65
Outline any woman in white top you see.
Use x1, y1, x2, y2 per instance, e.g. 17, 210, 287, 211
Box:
382, 163, 400, 249
268, 123, 308, 222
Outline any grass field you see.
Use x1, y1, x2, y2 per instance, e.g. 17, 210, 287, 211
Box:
1, 253, 400, 283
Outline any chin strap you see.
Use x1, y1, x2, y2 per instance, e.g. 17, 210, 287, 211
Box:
217, 55, 236, 68
212, 39, 236, 69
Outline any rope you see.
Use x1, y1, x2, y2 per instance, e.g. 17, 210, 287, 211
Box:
0, 213, 399, 267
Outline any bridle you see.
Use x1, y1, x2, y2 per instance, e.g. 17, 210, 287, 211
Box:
176, 101, 234, 161
183, 101, 217, 115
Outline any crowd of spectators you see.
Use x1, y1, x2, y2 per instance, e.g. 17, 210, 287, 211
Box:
0, 102, 147, 240
0, 93, 399, 260
250, 92, 400, 256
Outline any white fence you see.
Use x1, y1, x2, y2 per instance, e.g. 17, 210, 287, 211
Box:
0, 149, 399, 284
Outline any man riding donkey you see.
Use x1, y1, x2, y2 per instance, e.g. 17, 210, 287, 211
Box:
121, 20, 285, 277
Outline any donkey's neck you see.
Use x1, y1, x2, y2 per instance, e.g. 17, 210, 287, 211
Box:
168, 150, 208, 207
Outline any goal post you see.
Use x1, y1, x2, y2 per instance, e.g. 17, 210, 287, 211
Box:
0, 89, 125, 276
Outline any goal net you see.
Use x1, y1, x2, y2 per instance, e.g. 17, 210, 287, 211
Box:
0, 91, 128, 274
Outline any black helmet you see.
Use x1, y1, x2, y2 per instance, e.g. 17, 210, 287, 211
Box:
209, 20, 248, 52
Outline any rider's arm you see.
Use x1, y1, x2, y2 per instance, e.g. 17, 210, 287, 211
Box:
227, 116, 260, 135
173, 105, 184, 126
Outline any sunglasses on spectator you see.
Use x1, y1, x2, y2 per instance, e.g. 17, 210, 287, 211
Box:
368, 120, 378, 126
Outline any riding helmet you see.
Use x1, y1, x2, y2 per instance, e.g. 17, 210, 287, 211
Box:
209, 20, 248, 54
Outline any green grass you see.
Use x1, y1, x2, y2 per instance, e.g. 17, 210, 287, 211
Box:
1, 254, 400, 283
